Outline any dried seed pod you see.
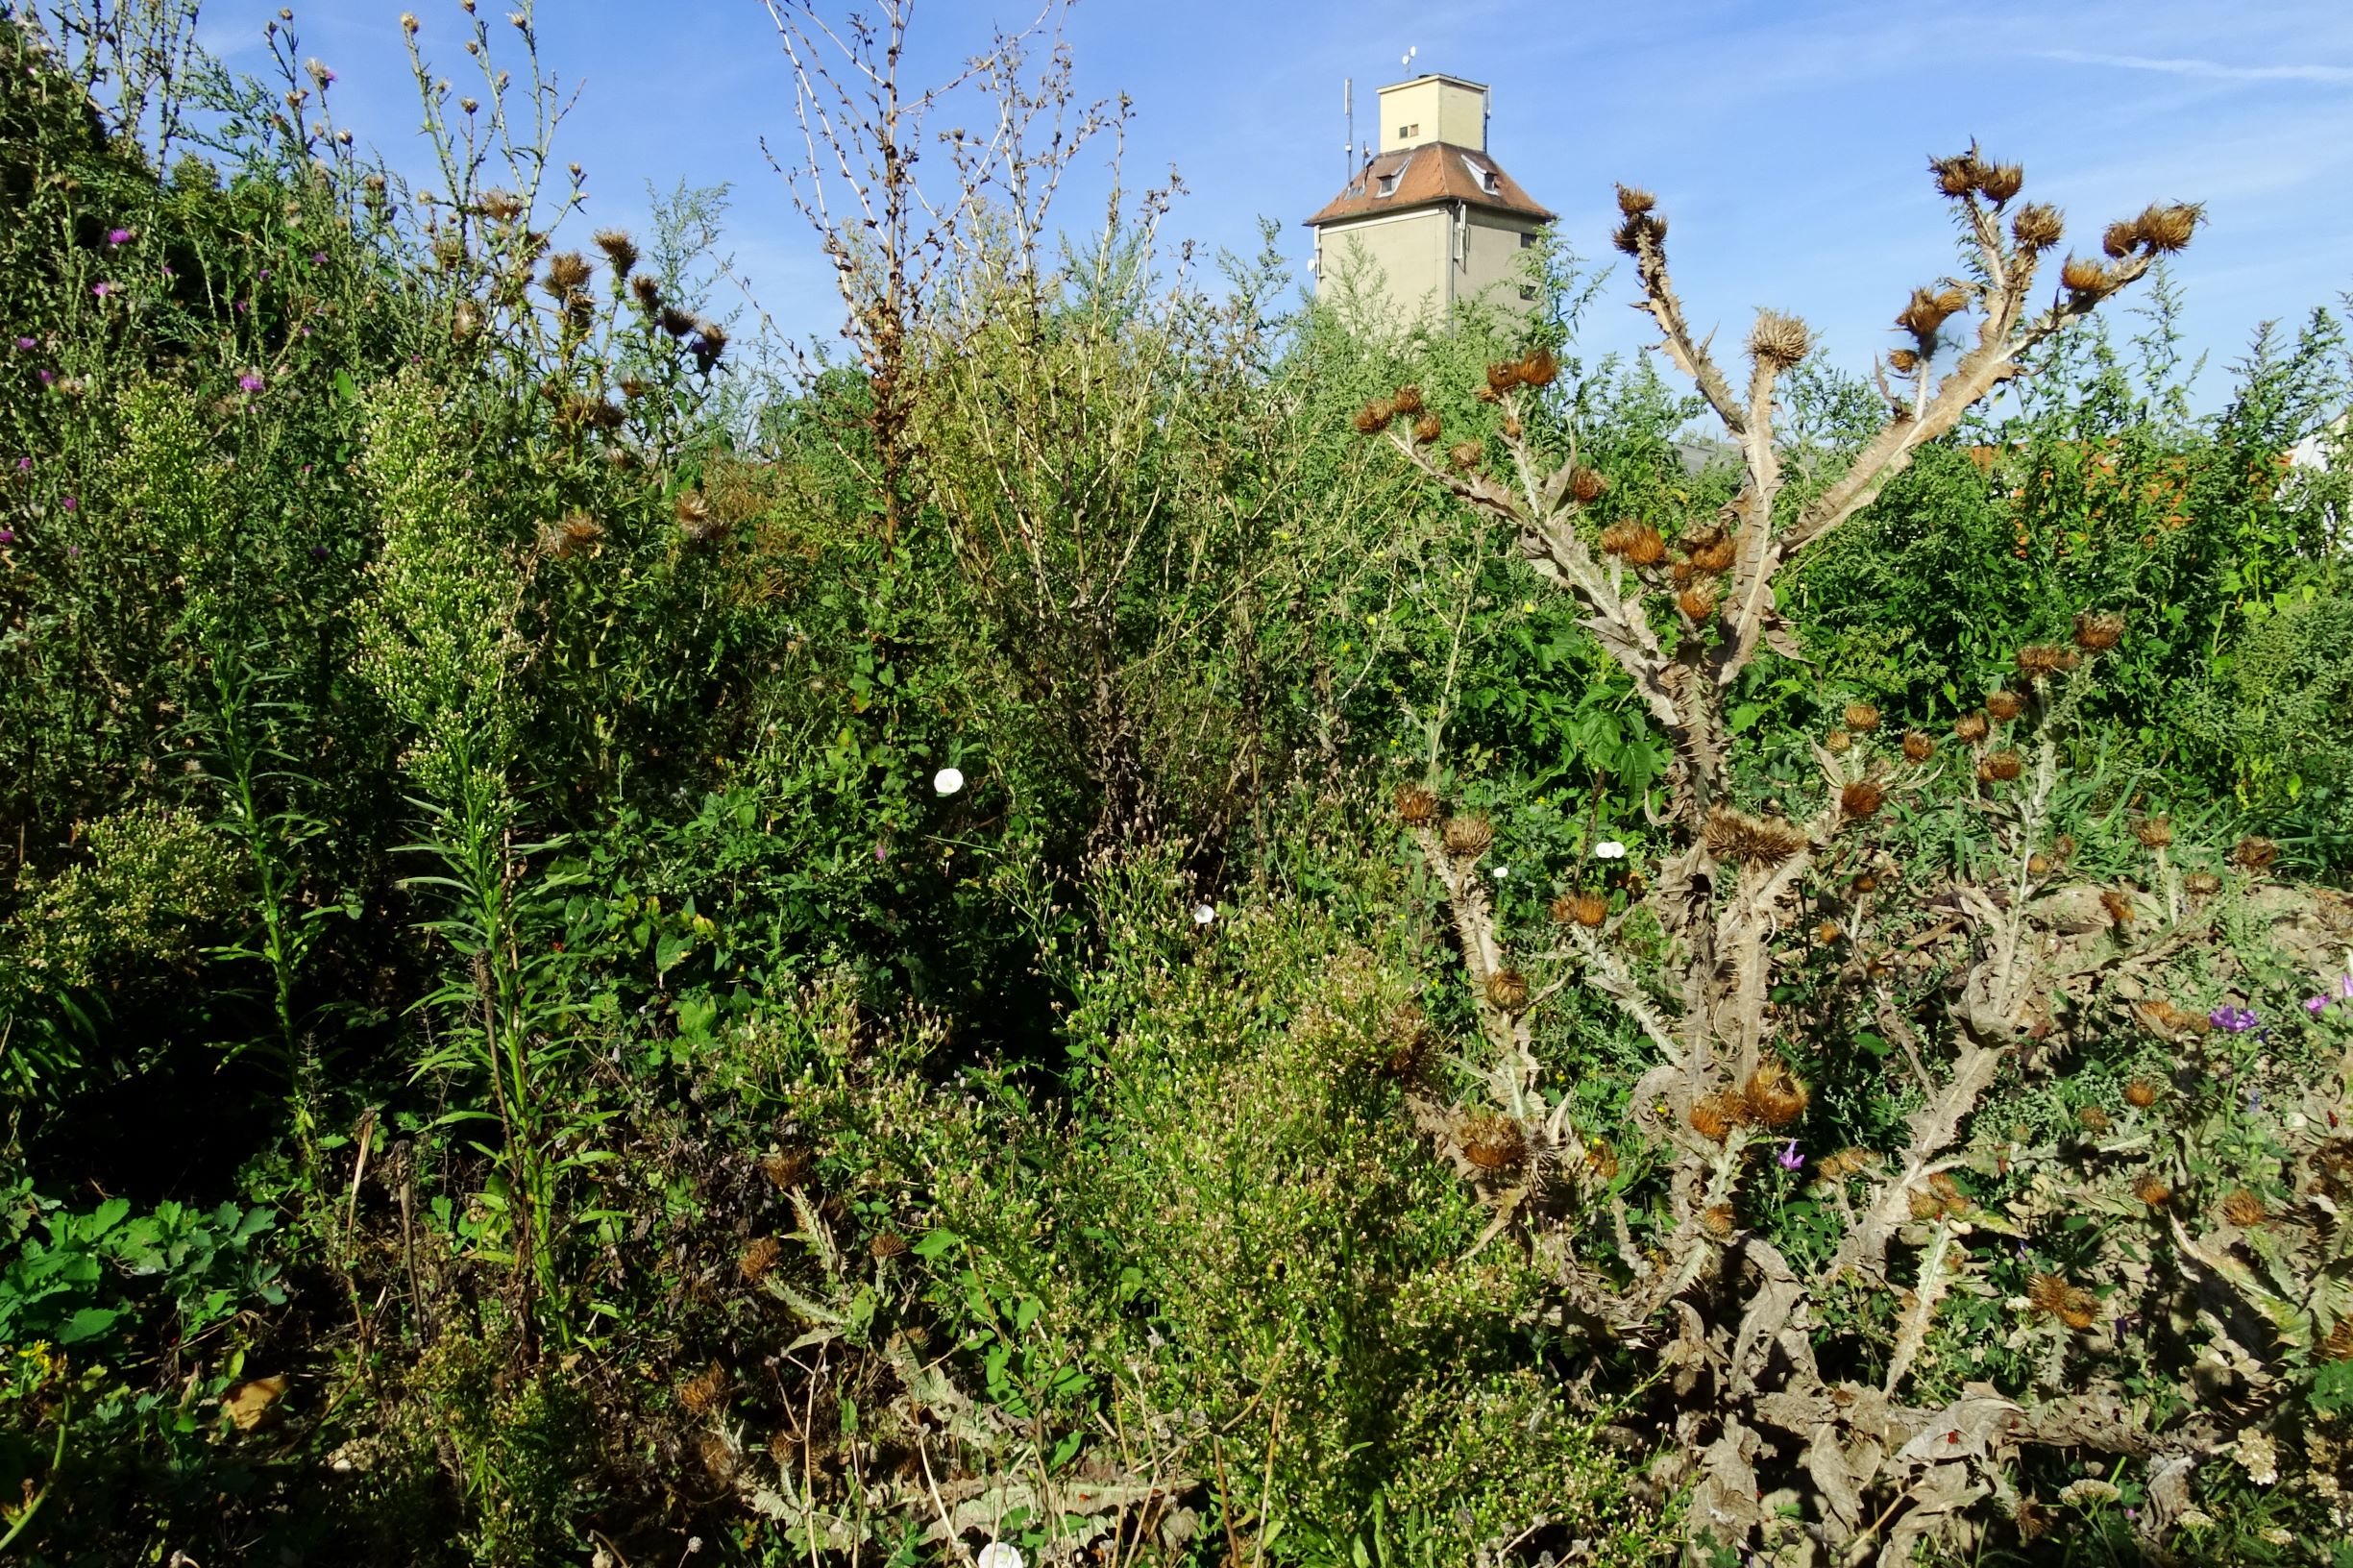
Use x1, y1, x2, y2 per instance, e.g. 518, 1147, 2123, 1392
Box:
2101, 218, 2142, 258
2221, 1189, 2267, 1227
1395, 785, 1441, 825
1685, 536, 1737, 574
1552, 892, 1609, 928
2017, 643, 2079, 679
1412, 411, 1443, 444
1390, 383, 1425, 415
592, 227, 638, 276
1703, 807, 1810, 868
1615, 184, 1656, 216
2232, 836, 2278, 871
869, 1231, 908, 1260
1954, 712, 1991, 744
2010, 202, 2065, 252
1448, 439, 1484, 471
1460, 1113, 1528, 1174
2057, 1287, 2099, 1332
1841, 779, 1886, 820
1900, 730, 1935, 763
1568, 465, 1606, 503
2124, 1078, 2159, 1110
1976, 161, 2024, 205
1485, 360, 1522, 393
2073, 610, 2124, 650
2077, 1105, 2112, 1134
1483, 968, 1531, 1012
2060, 256, 2114, 294
1844, 702, 1882, 733
1678, 586, 1717, 622
2135, 818, 2173, 849
2134, 203, 2199, 254
1982, 750, 2024, 782
1352, 399, 1395, 434
1986, 690, 2025, 721
1744, 1060, 1809, 1129
2098, 890, 2134, 927
1516, 348, 1559, 387
1815, 919, 1843, 944
1442, 816, 1493, 857
2133, 1174, 2171, 1207
1748, 309, 1812, 369
2183, 870, 2221, 896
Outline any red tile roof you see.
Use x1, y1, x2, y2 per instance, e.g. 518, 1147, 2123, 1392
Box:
1306, 142, 1554, 227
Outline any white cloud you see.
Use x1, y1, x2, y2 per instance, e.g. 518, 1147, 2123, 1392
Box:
2039, 49, 2353, 84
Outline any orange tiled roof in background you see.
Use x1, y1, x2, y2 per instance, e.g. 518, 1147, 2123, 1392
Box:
1307, 142, 1555, 228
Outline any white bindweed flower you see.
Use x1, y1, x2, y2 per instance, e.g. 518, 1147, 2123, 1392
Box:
1593, 841, 1628, 860
933, 766, 965, 796
977, 1545, 1026, 1568
1491, 865, 1509, 879
1192, 903, 1216, 926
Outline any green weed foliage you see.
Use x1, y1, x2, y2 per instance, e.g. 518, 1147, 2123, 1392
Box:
1, 3, 2350, 1565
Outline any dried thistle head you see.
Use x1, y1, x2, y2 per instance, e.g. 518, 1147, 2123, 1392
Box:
2010, 202, 2065, 252
1985, 689, 2026, 722
2133, 1174, 2171, 1207
1976, 161, 2024, 205
2057, 1287, 2099, 1333
1441, 815, 1493, 858
1929, 150, 1983, 198
1611, 208, 1666, 256
2124, 1078, 2160, 1109
1843, 702, 1882, 733
1381, 1004, 1433, 1079
1954, 711, 1991, 744
2221, 1188, 2267, 1228
630, 272, 662, 311
1689, 1091, 1746, 1143
2017, 643, 2079, 679
2134, 203, 2199, 254
1825, 728, 1852, 754
2073, 610, 2125, 651
536, 511, 604, 560
1448, 439, 1484, 471
679, 1361, 730, 1416
1678, 586, 1717, 623
1460, 1113, 1529, 1174
1583, 1139, 1620, 1180
1413, 412, 1443, 445
477, 188, 525, 223
1485, 360, 1522, 393
1748, 309, 1812, 369
2060, 256, 2115, 295
1684, 535, 1736, 574
2183, 870, 2221, 896
1568, 464, 1606, 503
542, 249, 592, 298
2135, 818, 2173, 849
1701, 1203, 1737, 1239
2077, 1105, 2113, 1134
2101, 218, 2142, 258
1982, 750, 2024, 782
2098, 890, 2134, 927
1600, 522, 1666, 566
1615, 184, 1657, 216
1553, 891, 1609, 928
450, 300, 481, 343
1516, 348, 1560, 388
592, 228, 637, 276
1841, 779, 1886, 821
1352, 399, 1395, 435
674, 489, 719, 542
1390, 383, 1425, 415
739, 1235, 783, 1283
658, 304, 698, 338
1483, 968, 1531, 1013
1743, 1060, 1809, 1129
869, 1232, 908, 1260
2232, 836, 2278, 871
1896, 285, 1965, 342
1396, 785, 1441, 825
760, 1147, 813, 1189
2025, 1271, 2070, 1313
1703, 806, 1810, 869
2028, 852, 2052, 876
1901, 730, 1935, 763
1887, 348, 1921, 375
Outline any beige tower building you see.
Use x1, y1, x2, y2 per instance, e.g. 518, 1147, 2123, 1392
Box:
1307, 73, 1554, 321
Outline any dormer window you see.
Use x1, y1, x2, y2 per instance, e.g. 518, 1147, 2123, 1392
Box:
1377, 172, 1398, 197
1481, 168, 1500, 194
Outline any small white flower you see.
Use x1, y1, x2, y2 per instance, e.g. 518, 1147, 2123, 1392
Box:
2058, 1479, 2120, 1507
2234, 1430, 2280, 1486
1191, 903, 1216, 926
2289, 1110, 2309, 1130
2260, 1526, 2295, 1546
977, 1546, 1026, 1568
1491, 865, 1509, 879
2175, 1507, 2214, 1529
1593, 841, 1628, 860
933, 766, 965, 796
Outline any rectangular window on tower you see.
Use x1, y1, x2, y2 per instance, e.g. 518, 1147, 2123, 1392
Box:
1398, 123, 1418, 139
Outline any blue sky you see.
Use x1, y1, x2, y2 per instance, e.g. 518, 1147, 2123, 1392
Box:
197, 0, 2352, 403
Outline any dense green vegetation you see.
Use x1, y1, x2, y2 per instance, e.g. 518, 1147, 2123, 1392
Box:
4, 4, 2351, 1564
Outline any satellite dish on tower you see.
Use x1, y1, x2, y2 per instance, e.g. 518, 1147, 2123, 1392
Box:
1401, 45, 1417, 70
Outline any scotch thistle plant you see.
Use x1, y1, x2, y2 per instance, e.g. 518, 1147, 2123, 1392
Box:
1359, 152, 2353, 1558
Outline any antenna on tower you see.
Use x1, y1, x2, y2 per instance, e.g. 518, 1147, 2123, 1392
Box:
1400, 44, 1417, 70
1343, 77, 1354, 184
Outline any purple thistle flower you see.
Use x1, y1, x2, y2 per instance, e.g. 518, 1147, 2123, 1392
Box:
106, 228, 132, 246
238, 373, 264, 392
60, 496, 76, 511
12, 337, 33, 350
14, 456, 28, 471
310, 252, 327, 264
2211, 1007, 2259, 1034
1777, 1140, 1804, 1171
0, 529, 15, 544
37, 369, 55, 385
91, 281, 115, 297
66, 544, 79, 557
